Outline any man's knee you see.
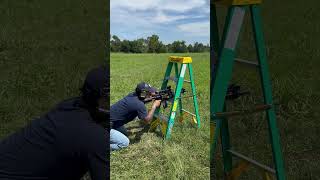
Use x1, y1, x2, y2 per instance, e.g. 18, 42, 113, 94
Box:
115, 126, 128, 137
110, 129, 130, 150
119, 136, 129, 148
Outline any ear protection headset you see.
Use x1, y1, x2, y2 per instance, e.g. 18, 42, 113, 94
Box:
135, 83, 152, 100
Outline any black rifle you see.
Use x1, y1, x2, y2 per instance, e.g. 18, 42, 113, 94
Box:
143, 86, 175, 109
226, 84, 250, 100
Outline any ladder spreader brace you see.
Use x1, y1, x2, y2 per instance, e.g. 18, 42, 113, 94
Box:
149, 56, 201, 139
210, 0, 286, 179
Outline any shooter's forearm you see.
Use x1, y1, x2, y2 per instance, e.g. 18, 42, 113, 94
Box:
144, 105, 158, 123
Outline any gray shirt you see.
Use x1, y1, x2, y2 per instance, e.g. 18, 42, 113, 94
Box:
110, 93, 147, 128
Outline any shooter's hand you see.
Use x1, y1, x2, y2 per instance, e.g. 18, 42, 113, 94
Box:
152, 100, 161, 108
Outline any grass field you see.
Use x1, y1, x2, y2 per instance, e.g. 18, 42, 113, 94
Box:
0, 1, 108, 179
110, 53, 210, 179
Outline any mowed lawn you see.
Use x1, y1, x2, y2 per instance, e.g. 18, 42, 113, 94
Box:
110, 53, 210, 179
0, 1, 108, 179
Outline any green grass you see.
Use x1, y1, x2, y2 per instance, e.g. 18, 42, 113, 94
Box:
0, 0, 108, 138
110, 53, 210, 179
0, 1, 108, 179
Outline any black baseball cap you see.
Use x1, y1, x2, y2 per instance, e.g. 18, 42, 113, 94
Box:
81, 66, 109, 100
136, 82, 157, 94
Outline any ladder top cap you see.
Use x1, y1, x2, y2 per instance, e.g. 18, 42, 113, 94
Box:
169, 56, 192, 63
212, 0, 262, 6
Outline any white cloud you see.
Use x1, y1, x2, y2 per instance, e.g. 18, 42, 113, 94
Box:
161, 0, 206, 12
111, 0, 207, 12
153, 11, 187, 23
177, 21, 209, 37
111, 0, 158, 11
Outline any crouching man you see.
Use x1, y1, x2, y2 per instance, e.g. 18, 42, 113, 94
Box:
110, 82, 161, 151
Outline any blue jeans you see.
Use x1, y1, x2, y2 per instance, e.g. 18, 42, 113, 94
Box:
110, 129, 129, 151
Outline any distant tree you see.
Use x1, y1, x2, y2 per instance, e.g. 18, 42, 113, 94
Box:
166, 43, 173, 53
129, 40, 143, 53
110, 35, 121, 52
187, 44, 193, 53
111, 34, 209, 53
193, 42, 206, 52
137, 38, 148, 53
204, 44, 210, 52
157, 42, 167, 53
171, 41, 188, 53
120, 40, 131, 53
147, 35, 160, 53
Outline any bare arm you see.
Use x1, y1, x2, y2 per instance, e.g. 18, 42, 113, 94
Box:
143, 100, 161, 123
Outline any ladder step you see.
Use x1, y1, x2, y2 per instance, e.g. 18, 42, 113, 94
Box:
181, 109, 196, 117
235, 58, 259, 67
166, 76, 191, 83
154, 113, 169, 122
166, 76, 177, 82
213, 104, 272, 118
227, 150, 276, 174
177, 95, 195, 99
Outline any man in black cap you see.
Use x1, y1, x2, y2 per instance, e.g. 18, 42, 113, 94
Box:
0, 66, 109, 180
110, 82, 161, 151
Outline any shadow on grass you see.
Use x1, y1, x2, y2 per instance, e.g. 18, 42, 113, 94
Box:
127, 123, 163, 144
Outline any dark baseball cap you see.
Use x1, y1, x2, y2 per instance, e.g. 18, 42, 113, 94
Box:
136, 82, 157, 94
81, 66, 108, 98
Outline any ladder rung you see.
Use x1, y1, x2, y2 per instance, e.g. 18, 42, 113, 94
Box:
154, 113, 169, 122
213, 104, 272, 118
181, 109, 196, 117
235, 58, 259, 67
166, 76, 177, 82
177, 95, 195, 99
166, 76, 190, 83
227, 150, 276, 174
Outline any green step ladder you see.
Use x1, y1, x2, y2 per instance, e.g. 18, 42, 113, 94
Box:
149, 56, 201, 140
210, 0, 286, 179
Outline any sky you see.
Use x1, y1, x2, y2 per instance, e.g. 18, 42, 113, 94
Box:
110, 0, 210, 45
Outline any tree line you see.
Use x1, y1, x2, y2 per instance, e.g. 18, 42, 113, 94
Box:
110, 34, 209, 53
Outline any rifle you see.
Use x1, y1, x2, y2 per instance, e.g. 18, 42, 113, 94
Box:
143, 86, 176, 109
226, 84, 250, 100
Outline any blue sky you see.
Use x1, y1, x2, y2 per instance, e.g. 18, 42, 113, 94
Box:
111, 0, 210, 45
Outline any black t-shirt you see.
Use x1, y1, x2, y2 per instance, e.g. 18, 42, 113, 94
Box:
110, 93, 147, 128
0, 97, 108, 180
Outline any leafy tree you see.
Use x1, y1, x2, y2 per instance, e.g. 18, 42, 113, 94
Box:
147, 35, 160, 53
110, 34, 210, 53
157, 42, 167, 53
120, 40, 131, 53
193, 42, 207, 52
110, 35, 121, 52
136, 38, 148, 53
187, 44, 193, 53
171, 41, 188, 53
166, 43, 173, 53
